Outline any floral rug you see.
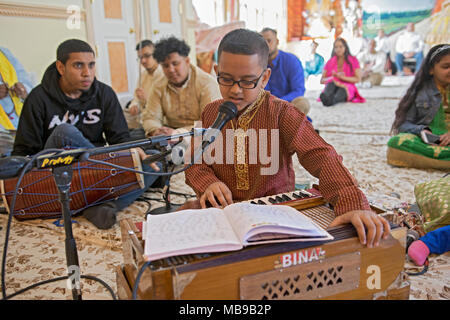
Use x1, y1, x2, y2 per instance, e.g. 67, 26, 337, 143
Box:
0, 176, 448, 300
0, 91, 448, 300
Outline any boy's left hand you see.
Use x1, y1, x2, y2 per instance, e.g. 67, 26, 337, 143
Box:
328, 210, 390, 248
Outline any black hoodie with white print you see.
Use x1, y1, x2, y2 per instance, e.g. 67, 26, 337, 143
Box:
12, 62, 130, 156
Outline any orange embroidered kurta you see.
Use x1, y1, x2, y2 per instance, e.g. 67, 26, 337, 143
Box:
185, 91, 370, 215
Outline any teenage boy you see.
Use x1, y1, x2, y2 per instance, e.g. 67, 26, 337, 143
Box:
185, 29, 389, 248
12, 39, 160, 229
142, 36, 221, 137
124, 40, 164, 138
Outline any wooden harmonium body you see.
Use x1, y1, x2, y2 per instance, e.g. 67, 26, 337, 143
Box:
116, 190, 410, 300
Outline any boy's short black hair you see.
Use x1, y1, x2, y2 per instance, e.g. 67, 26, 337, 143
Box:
136, 40, 154, 51
57, 39, 95, 64
153, 36, 190, 63
218, 29, 269, 68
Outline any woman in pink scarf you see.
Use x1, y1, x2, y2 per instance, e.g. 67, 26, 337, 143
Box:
319, 37, 365, 106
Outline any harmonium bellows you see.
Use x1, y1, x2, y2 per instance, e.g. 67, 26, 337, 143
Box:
116, 190, 409, 300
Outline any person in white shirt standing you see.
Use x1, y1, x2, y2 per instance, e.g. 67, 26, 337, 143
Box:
394, 22, 424, 76
358, 39, 386, 87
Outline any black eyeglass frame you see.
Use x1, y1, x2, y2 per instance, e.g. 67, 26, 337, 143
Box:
216, 69, 267, 89
137, 53, 154, 61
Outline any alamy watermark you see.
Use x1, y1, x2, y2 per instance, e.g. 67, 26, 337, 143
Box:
66, 265, 81, 290
171, 124, 280, 176
366, 265, 381, 290
365, 5, 381, 31
66, 5, 81, 30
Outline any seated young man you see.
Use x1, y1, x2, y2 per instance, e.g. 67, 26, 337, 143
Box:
141, 36, 221, 138
124, 39, 164, 139
260, 28, 310, 116
185, 29, 389, 248
12, 39, 160, 229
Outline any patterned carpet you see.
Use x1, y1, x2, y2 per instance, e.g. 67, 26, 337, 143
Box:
0, 80, 448, 300
1, 185, 448, 300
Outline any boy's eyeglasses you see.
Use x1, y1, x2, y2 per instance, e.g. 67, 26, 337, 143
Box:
217, 69, 266, 89
137, 53, 153, 61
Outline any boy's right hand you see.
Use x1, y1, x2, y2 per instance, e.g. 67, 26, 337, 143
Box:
200, 181, 233, 209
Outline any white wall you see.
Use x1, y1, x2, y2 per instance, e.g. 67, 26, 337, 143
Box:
0, 0, 88, 84
14, 0, 83, 6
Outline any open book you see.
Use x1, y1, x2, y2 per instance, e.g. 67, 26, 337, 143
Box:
143, 203, 333, 261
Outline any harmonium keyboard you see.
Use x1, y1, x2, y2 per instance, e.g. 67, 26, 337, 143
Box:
116, 189, 409, 300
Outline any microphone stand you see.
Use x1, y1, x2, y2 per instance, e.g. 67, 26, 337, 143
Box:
52, 165, 82, 300
2, 100, 238, 300
148, 160, 181, 215
143, 141, 184, 215
34, 129, 205, 168
12, 129, 204, 300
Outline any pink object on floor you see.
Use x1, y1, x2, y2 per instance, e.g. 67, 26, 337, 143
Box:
408, 240, 430, 266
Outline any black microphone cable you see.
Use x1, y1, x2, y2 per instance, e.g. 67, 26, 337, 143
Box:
85, 144, 201, 177
1, 148, 117, 300
0, 142, 204, 299
2, 110, 238, 299
85, 122, 229, 176
132, 260, 152, 300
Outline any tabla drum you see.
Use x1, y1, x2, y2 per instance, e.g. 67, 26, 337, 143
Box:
0, 148, 144, 220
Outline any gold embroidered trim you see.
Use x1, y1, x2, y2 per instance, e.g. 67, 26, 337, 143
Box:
231, 90, 267, 190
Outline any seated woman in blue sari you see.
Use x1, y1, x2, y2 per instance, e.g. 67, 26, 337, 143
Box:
304, 41, 325, 79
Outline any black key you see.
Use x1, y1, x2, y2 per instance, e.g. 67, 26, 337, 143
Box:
250, 201, 257, 204
258, 200, 266, 205
292, 192, 303, 199
299, 192, 309, 198
268, 197, 277, 204
275, 196, 283, 202
282, 194, 291, 201
300, 191, 311, 198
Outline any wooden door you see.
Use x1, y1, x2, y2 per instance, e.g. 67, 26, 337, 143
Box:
146, 0, 182, 41
88, 0, 138, 104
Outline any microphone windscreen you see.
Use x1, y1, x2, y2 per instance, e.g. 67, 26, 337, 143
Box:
219, 101, 238, 119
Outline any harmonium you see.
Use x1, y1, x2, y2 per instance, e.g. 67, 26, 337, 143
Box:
116, 188, 410, 300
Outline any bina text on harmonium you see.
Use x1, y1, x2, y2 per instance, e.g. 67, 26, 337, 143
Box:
116, 189, 410, 300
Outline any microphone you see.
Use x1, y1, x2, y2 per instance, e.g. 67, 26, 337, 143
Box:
0, 103, 237, 180
0, 156, 31, 180
202, 101, 238, 150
